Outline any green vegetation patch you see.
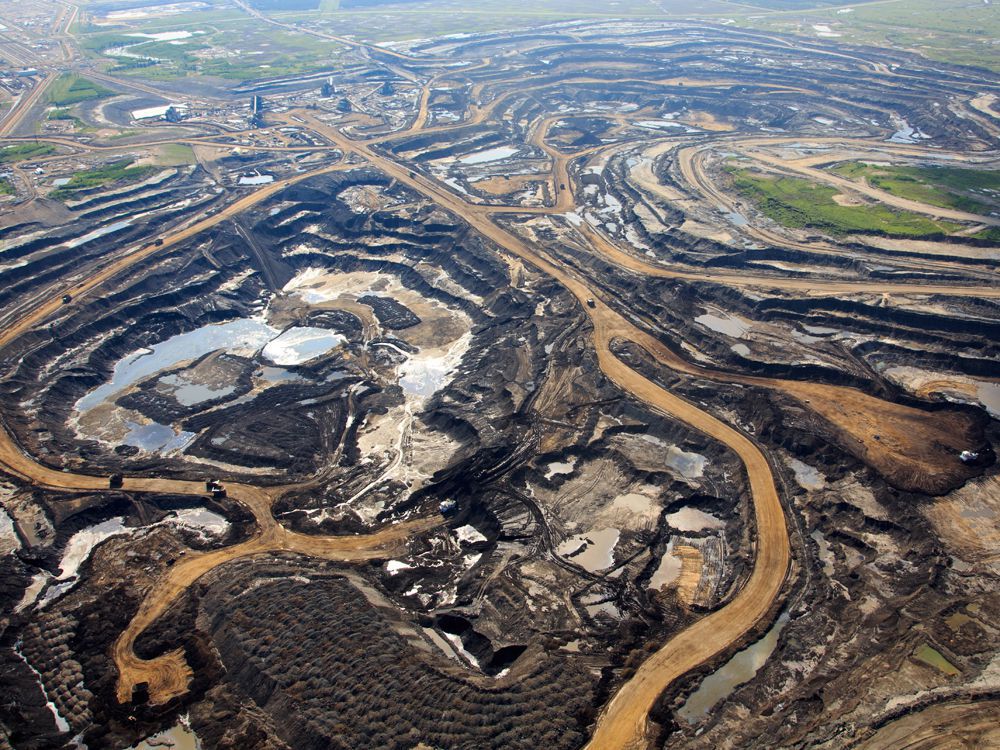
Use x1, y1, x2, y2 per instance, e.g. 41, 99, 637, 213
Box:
733, 0, 1000, 73
47, 108, 88, 129
155, 144, 196, 166
0, 177, 15, 196
46, 74, 114, 106
0, 142, 56, 163
972, 227, 1000, 244
51, 158, 157, 201
78, 14, 346, 81
830, 162, 1000, 216
728, 168, 963, 238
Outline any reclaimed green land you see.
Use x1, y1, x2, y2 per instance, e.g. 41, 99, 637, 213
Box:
733, 0, 1000, 73
155, 144, 197, 166
46, 74, 113, 106
729, 168, 964, 238
51, 159, 157, 201
77, 15, 345, 81
0, 143, 56, 163
829, 163, 1000, 216
47, 108, 89, 130
249, 0, 734, 45
973, 227, 1000, 243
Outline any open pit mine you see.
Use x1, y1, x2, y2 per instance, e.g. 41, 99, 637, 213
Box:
0, 6, 998, 750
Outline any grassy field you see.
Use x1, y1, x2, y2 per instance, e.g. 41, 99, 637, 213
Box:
74, 0, 732, 79
973, 227, 1000, 243
0, 177, 14, 196
829, 162, 1000, 217
154, 144, 197, 166
72, 0, 999, 80
0, 143, 56, 163
46, 74, 113, 106
47, 107, 89, 130
728, 167, 963, 238
76, 13, 346, 81
272, 0, 732, 44
51, 158, 157, 201
733, 0, 1000, 73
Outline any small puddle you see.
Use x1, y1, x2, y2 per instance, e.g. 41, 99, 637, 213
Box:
912, 643, 960, 676
649, 541, 681, 589
544, 457, 576, 480
238, 174, 274, 186
262, 326, 345, 366
129, 30, 194, 41
160, 374, 236, 407
695, 311, 751, 338
636, 119, 685, 130
583, 596, 621, 620
65, 220, 132, 249
168, 508, 229, 538
811, 529, 835, 577
16, 572, 50, 612
787, 457, 826, 490
0, 506, 19, 555
259, 366, 304, 384
131, 715, 202, 750
459, 146, 519, 164
977, 382, 1000, 419
664, 445, 707, 479
665, 507, 725, 532
677, 612, 790, 723
454, 524, 487, 544
557, 528, 620, 572
123, 421, 195, 453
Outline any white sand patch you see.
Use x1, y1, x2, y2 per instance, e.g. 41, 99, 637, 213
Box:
454, 525, 487, 544
399, 332, 471, 399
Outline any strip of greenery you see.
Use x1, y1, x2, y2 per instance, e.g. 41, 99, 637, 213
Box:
50, 158, 156, 200
829, 162, 999, 216
0, 142, 56, 163
46, 74, 113, 106
0, 177, 15, 196
972, 227, 1000, 244
728, 168, 963, 238
47, 108, 87, 128
77, 32, 144, 54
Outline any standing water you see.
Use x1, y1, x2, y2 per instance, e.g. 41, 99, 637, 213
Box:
678, 612, 791, 722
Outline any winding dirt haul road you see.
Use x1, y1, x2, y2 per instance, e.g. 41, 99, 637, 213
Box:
0, 30, 996, 749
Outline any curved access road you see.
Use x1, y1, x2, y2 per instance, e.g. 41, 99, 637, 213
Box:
112, 510, 438, 704
741, 146, 1000, 227
0, 154, 443, 706
1, 74, 992, 742
300, 111, 791, 750
0, 160, 356, 353
304, 106, 1000, 747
